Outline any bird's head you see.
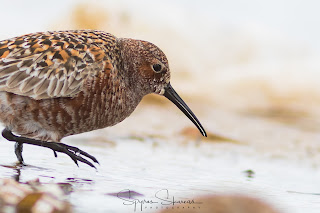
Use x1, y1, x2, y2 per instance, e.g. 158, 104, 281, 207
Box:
118, 38, 170, 94
119, 38, 207, 137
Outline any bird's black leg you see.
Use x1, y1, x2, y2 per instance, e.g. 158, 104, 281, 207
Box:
2, 128, 99, 168
14, 142, 25, 165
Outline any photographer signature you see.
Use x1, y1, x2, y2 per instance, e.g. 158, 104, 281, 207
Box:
117, 189, 202, 211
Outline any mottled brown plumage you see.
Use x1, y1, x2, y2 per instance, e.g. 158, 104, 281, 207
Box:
0, 30, 206, 167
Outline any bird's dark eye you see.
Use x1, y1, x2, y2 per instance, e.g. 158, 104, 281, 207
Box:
152, 64, 162, 72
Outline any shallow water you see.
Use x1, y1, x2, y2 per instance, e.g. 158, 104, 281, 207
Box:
0, 102, 320, 213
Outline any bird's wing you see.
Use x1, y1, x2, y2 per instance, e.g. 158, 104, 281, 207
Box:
0, 30, 116, 100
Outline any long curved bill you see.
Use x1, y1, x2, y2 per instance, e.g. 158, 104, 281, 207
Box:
163, 83, 207, 137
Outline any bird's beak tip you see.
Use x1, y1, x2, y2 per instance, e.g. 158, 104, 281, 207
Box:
203, 131, 207, 137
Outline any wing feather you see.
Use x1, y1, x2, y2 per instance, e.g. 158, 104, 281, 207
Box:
7, 71, 26, 88
47, 79, 57, 97
34, 79, 50, 95
54, 80, 64, 96
0, 65, 19, 78
60, 78, 69, 95
0, 30, 116, 99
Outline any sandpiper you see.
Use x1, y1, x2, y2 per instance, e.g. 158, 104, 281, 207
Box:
0, 30, 206, 168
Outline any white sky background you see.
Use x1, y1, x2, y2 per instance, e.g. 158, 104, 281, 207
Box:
1, 0, 319, 52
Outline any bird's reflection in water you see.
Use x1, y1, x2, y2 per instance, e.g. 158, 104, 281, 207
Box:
0, 163, 23, 182
0, 163, 48, 182
13, 165, 21, 182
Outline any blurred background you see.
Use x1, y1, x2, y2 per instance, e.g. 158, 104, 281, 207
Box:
0, 1, 320, 213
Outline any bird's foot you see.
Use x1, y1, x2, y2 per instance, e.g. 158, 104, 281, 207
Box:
2, 129, 99, 169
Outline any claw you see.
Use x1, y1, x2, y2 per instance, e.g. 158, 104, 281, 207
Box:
64, 148, 95, 168
62, 144, 99, 164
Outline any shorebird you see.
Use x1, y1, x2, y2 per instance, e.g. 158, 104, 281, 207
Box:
0, 30, 206, 168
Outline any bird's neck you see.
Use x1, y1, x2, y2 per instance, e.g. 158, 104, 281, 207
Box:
117, 39, 153, 98
86, 71, 145, 128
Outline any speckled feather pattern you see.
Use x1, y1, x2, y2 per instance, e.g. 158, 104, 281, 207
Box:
0, 30, 119, 99
0, 30, 170, 141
